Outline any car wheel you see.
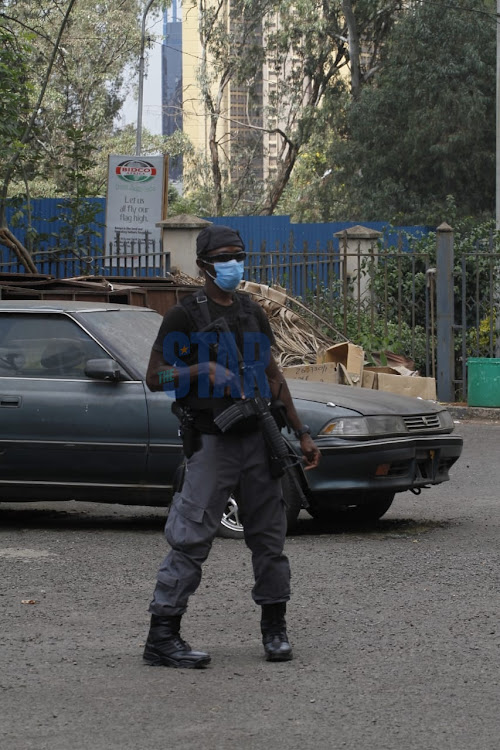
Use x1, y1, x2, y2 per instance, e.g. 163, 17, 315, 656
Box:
218, 495, 244, 539
308, 492, 395, 524
217, 469, 305, 540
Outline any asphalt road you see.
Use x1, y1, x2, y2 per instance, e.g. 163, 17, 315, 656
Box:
0, 420, 499, 750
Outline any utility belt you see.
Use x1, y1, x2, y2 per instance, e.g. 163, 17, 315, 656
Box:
172, 396, 308, 508
171, 399, 266, 456
172, 397, 291, 479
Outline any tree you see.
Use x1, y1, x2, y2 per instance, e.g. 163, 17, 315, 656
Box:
2, 0, 196, 268
0, 1, 79, 269
0, 0, 161, 264
335, 0, 496, 223
1, 1, 147, 190
264, 0, 404, 215
183, 0, 403, 216
0, 21, 37, 266
0, 20, 32, 180
193, 0, 275, 215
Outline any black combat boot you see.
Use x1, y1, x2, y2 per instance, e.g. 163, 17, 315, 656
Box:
143, 615, 211, 668
260, 602, 293, 662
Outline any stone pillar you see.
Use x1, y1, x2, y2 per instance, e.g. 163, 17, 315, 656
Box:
334, 225, 383, 301
156, 214, 212, 278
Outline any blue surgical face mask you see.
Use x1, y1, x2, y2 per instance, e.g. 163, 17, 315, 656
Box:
207, 259, 245, 291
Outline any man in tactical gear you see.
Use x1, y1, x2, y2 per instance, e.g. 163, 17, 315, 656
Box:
143, 224, 321, 668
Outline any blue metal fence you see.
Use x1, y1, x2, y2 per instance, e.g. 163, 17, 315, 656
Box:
206, 215, 431, 255
3, 197, 106, 276
5, 197, 105, 251
2, 198, 432, 294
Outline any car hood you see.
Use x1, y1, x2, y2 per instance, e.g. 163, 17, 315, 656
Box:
287, 380, 444, 416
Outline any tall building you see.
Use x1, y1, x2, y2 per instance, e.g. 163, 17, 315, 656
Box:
162, 1, 274, 193
162, 1, 183, 180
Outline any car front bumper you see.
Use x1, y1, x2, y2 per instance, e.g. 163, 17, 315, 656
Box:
301, 433, 463, 503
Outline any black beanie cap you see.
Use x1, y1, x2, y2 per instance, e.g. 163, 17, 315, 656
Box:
196, 224, 245, 257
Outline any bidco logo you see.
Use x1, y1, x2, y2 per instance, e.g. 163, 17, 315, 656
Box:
115, 159, 157, 183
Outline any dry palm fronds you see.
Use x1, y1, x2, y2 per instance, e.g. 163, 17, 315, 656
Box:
172, 270, 204, 286
238, 281, 344, 367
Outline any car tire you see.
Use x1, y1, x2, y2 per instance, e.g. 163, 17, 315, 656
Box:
307, 492, 395, 524
217, 469, 304, 540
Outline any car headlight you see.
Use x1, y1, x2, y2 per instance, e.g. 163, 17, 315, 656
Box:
318, 415, 406, 437
438, 410, 454, 430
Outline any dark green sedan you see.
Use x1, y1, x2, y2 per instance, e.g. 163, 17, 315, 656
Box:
0, 300, 463, 537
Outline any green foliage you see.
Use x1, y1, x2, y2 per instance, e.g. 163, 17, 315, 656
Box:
280, 1, 496, 224
276, 93, 349, 221
0, 21, 34, 195
168, 143, 267, 217
1, 0, 496, 229
466, 309, 499, 358
304, 278, 429, 371
373, 217, 500, 331
333, 0, 496, 223
1, 1, 145, 200
299, 219, 499, 377
187, 0, 403, 215
370, 219, 500, 372
48, 126, 103, 269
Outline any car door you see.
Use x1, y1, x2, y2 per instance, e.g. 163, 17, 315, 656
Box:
145, 387, 184, 488
0, 311, 148, 492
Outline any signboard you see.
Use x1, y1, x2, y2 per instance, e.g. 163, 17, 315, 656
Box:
105, 154, 168, 268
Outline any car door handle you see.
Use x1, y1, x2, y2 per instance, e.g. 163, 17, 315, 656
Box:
0, 395, 21, 407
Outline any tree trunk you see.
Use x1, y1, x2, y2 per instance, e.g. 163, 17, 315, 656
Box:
209, 114, 223, 216
0, 227, 38, 274
342, 0, 361, 100
259, 142, 298, 215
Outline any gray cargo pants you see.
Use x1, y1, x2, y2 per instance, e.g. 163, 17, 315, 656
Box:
149, 429, 291, 616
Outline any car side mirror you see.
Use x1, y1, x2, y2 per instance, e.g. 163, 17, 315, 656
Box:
84, 358, 125, 382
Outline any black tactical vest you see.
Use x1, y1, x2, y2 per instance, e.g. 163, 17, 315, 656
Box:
176, 289, 264, 415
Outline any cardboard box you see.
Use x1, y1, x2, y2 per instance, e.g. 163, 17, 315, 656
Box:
362, 370, 377, 389
362, 366, 399, 389
282, 362, 339, 384
363, 366, 400, 375
375, 373, 437, 400
317, 342, 364, 386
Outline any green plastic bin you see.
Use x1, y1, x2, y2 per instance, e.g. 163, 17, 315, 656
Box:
467, 358, 500, 407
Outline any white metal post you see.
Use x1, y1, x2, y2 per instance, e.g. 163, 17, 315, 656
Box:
135, 0, 157, 157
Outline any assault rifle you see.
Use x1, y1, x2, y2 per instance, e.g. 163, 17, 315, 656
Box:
203, 317, 310, 509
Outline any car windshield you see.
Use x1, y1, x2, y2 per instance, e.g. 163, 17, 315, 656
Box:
76, 308, 163, 377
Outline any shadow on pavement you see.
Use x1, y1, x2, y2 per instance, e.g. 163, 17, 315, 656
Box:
0, 501, 168, 531
0, 501, 451, 537
292, 514, 451, 538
